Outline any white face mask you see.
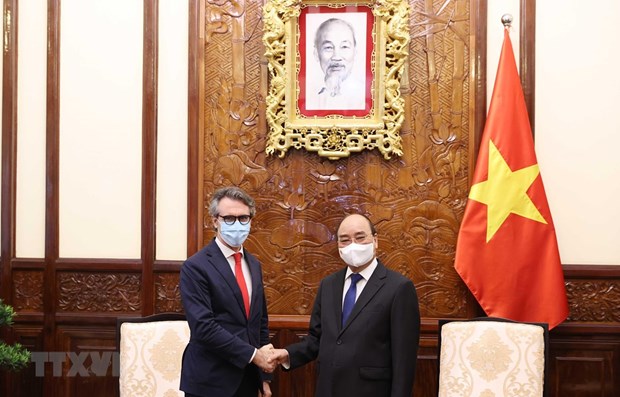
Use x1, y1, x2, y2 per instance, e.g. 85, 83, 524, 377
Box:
339, 242, 375, 268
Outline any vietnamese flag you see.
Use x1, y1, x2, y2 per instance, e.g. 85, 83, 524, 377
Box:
454, 29, 569, 329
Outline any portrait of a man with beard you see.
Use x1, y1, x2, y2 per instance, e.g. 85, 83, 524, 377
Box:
304, 17, 367, 111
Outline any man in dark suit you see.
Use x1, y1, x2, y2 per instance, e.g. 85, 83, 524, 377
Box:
270, 213, 421, 397
180, 186, 274, 397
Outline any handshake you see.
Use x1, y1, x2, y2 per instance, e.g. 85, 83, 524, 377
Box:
252, 344, 289, 373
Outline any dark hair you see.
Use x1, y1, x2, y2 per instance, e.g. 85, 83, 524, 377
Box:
314, 18, 357, 49
208, 186, 256, 218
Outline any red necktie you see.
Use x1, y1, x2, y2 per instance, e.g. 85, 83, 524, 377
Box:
233, 252, 250, 318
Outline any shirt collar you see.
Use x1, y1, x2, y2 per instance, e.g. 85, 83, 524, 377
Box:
215, 237, 243, 259
344, 258, 378, 281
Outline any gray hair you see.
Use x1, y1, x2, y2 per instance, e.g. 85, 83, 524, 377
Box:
208, 186, 256, 218
314, 18, 357, 50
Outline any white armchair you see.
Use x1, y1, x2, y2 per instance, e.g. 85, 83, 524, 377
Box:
437, 317, 548, 397
118, 313, 189, 397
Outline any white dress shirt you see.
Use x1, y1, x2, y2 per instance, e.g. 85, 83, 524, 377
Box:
215, 237, 253, 304
342, 258, 378, 308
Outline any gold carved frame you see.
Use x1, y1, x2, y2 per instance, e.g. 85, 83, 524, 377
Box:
263, 0, 410, 160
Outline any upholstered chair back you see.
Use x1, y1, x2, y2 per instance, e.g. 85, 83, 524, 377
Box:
438, 318, 548, 397
118, 315, 189, 397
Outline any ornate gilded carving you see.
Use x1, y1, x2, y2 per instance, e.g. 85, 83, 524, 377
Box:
13, 271, 44, 312
58, 272, 141, 312
262, 0, 410, 159
566, 280, 620, 322
155, 273, 183, 313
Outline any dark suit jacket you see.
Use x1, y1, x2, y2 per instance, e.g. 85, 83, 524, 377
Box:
179, 239, 271, 397
286, 260, 420, 397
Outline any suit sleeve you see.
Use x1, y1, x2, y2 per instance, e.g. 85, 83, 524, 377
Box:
260, 289, 270, 347
285, 281, 324, 369
180, 259, 255, 369
259, 282, 274, 382
390, 280, 420, 397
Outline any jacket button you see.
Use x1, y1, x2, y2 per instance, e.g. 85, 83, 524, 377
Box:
336, 339, 342, 345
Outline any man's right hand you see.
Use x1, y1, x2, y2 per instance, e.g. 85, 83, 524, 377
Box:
252, 344, 276, 373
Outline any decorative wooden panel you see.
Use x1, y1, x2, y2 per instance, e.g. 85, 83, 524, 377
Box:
566, 279, 620, 322
154, 272, 183, 313
57, 272, 141, 313
12, 270, 44, 312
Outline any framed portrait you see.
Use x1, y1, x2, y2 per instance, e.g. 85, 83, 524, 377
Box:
263, 0, 410, 160
299, 7, 373, 117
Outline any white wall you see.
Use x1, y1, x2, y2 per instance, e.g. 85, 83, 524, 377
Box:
536, 0, 620, 264
59, 0, 143, 258
486, 0, 620, 265
10, 0, 188, 261
16, 0, 47, 258
156, 0, 189, 260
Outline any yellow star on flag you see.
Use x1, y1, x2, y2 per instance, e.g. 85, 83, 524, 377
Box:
469, 140, 547, 242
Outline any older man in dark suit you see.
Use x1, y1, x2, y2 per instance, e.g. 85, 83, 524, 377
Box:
180, 186, 274, 397
270, 213, 421, 397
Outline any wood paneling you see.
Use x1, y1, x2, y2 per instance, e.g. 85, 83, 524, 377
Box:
550, 330, 620, 397
520, 0, 536, 134
44, 2, 61, 394
1, 0, 18, 301
141, 0, 158, 317
5, 326, 45, 397
187, 0, 205, 256
55, 327, 118, 397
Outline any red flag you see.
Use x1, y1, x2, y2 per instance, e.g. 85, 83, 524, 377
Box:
455, 29, 569, 329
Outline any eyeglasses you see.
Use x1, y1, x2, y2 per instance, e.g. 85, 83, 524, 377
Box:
217, 215, 252, 225
337, 233, 374, 246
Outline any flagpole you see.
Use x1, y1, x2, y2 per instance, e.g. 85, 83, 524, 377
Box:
501, 13, 513, 28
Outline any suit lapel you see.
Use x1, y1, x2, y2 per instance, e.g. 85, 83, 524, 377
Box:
246, 251, 261, 319
330, 269, 347, 332
205, 241, 247, 320
340, 261, 387, 334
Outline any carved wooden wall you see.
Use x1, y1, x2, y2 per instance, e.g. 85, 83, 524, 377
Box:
195, 0, 483, 395
200, 0, 479, 312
